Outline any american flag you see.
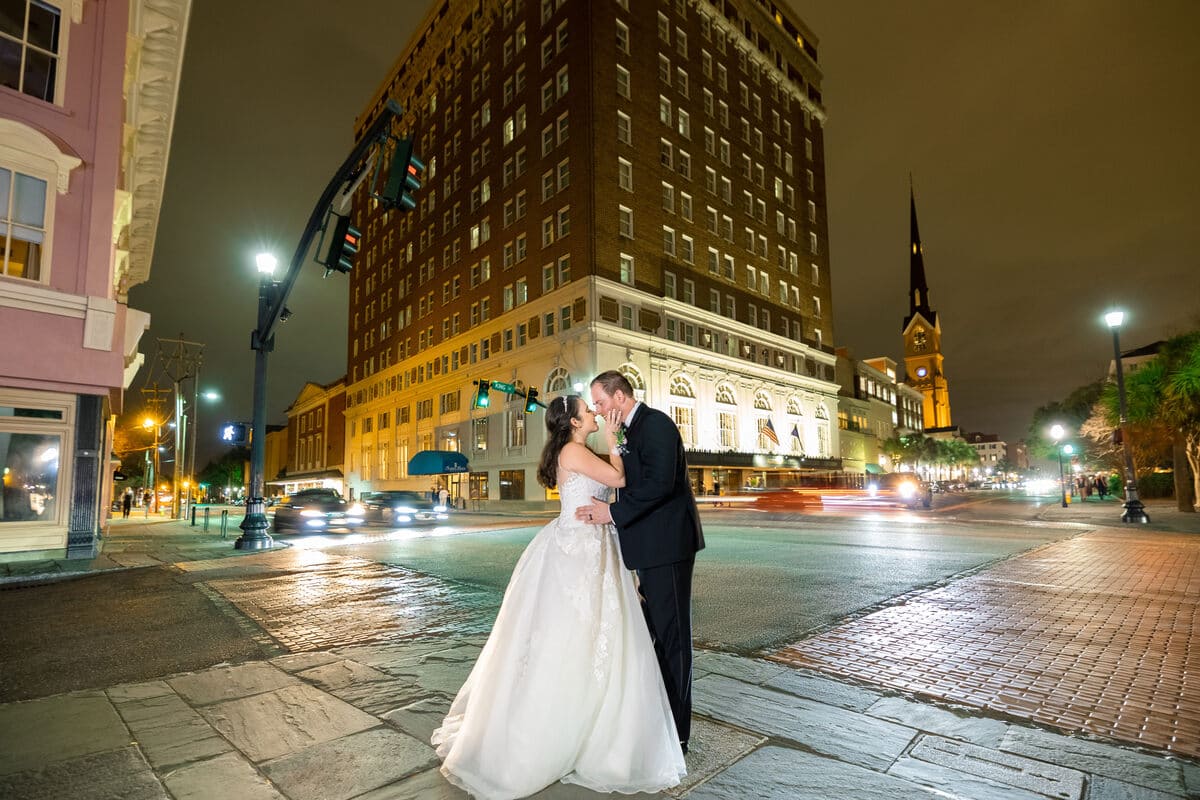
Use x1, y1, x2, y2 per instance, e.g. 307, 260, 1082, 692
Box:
762, 418, 779, 446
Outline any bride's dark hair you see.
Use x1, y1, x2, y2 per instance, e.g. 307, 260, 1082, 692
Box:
536, 395, 580, 489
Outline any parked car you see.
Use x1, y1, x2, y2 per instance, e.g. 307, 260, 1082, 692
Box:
866, 473, 933, 509
361, 490, 449, 526
271, 488, 364, 533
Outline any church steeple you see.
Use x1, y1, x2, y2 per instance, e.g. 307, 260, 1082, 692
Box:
901, 180, 953, 430
904, 182, 936, 330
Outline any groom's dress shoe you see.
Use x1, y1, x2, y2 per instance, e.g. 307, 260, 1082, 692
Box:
680, 741, 688, 755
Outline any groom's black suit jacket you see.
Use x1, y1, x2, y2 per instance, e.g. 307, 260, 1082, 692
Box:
609, 405, 705, 570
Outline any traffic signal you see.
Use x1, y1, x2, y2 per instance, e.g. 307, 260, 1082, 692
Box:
383, 137, 426, 211
474, 380, 490, 409
524, 388, 539, 413
324, 213, 361, 273
220, 422, 249, 445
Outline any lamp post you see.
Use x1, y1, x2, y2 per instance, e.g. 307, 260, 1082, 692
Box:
235, 253, 278, 550
1050, 424, 1069, 508
1104, 310, 1150, 523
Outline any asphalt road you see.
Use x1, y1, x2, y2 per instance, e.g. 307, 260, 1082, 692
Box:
320, 493, 1085, 653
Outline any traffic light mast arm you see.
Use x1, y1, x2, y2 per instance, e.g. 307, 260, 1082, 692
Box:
255, 99, 404, 348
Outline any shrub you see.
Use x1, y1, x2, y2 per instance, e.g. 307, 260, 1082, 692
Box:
1137, 472, 1175, 499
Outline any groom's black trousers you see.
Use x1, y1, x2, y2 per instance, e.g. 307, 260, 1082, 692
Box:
637, 556, 696, 744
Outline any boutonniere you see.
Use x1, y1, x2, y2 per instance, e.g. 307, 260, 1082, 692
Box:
614, 424, 629, 455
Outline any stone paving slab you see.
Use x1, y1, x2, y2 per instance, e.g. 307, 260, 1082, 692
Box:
199, 683, 380, 762
865, 695, 1011, 748
764, 668, 885, 712
1087, 775, 1187, 800
0, 691, 130, 775
160, 751, 286, 800
260, 727, 436, 800
907, 736, 1085, 798
684, 745, 927, 800
887, 750, 1064, 800
110, 690, 233, 769
665, 716, 766, 798
692, 673, 917, 771
999, 727, 1189, 795
168, 661, 299, 706
0, 745, 168, 800
382, 694, 454, 745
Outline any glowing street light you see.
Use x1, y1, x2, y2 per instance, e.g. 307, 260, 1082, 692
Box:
1050, 424, 1069, 508
1104, 309, 1149, 523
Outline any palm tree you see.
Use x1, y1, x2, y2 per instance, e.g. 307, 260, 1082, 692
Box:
1101, 331, 1200, 511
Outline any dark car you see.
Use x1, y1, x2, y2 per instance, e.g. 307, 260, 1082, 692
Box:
271, 488, 365, 533
866, 472, 933, 509
362, 490, 449, 526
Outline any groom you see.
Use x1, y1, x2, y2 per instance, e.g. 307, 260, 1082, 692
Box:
577, 370, 705, 753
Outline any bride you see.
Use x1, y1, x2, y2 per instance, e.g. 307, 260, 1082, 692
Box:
432, 395, 687, 799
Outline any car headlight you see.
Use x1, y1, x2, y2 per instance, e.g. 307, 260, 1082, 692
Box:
300, 509, 323, 517
347, 503, 365, 516
394, 506, 417, 514
434, 505, 448, 513
898, 483, 916, 498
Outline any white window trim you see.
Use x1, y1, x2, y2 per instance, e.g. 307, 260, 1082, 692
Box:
0, 387, 76, 550
0, 119, 81, 290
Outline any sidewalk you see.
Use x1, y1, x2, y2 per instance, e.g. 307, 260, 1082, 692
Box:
0, 509, 286, 586
1, 630, 1196, 798
1036, 496, 1200, 534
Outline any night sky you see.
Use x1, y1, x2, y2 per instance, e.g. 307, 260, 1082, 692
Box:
130, 0, 1200, 467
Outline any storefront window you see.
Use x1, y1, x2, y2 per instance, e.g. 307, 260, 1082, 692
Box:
499, 469, 525, 500
1, 431, 59, 522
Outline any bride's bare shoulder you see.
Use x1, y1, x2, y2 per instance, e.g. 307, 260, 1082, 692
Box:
558, 441, 589, 465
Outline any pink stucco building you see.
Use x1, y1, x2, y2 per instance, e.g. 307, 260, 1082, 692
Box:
0, 0, 190, 559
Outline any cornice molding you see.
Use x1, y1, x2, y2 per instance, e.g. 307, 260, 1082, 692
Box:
119, 0, 192, 296
695, 0, 827, 123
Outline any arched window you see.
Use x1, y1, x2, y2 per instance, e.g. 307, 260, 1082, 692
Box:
619, 363, 645, 391
545, 367, 569, 393
754, 390, 772, 411
669, 375, 695, 397
715, 383, 737, 405
786, 396, 802, 415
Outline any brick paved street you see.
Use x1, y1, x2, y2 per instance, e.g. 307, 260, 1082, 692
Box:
771, 527, 1200, 758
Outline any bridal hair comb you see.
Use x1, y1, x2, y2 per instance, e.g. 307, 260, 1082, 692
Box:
561, 395, 569, 413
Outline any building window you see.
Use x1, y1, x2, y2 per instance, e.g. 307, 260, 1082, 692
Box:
718, 411, 737, 450
473, 417, 488, 451
618, 205, 633, 238
506, 413, 526, 448
618, 158, 633, 191
499, 468, 525, 500
616, 65, 631, 98
619, 253, 634, 285
671, 405, 695, 447
617, 111, 632, 145
0, 389, 70, 528
0, 0, 61, 103
0, 166, 47, 280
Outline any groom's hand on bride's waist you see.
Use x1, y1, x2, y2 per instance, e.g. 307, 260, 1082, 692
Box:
575, 498, 613, 525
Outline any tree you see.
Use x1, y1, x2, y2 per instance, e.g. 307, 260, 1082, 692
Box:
199, 446, 250, 501
1099, 331, 1200, 511
1026, 380, 1105, 461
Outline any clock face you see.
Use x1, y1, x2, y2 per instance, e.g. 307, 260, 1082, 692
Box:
916, 366, 928, 378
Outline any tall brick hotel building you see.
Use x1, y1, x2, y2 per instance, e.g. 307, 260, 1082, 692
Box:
343, 0, 841, 502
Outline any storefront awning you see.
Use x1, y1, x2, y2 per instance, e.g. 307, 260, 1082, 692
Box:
864, 463, 885, 474
407, 450, 470, 475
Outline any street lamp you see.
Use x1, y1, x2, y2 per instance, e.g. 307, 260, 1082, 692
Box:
236, 252, 279, 550
1050, 424, 1069, 508
1104, 310, 1149, 523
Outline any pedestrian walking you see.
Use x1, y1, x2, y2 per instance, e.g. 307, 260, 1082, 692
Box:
1094, 475, 1107, 499
438, 486, 449, 508
121, 489, 132, 519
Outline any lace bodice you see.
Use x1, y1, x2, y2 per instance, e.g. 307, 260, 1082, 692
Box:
556, 467, 611, 522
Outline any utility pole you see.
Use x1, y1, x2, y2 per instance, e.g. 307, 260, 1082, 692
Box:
155, 335, 204, 518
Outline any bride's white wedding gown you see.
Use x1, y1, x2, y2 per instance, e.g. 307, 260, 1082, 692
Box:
431, 467, 686, 799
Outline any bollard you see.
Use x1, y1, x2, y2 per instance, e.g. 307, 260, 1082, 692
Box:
220, 509, 229, 538
202, 507, 211, 532
190, 505, 197, 526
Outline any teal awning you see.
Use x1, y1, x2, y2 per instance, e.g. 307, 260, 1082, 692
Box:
864, 463, 885, 474
407, 450, 469, 475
